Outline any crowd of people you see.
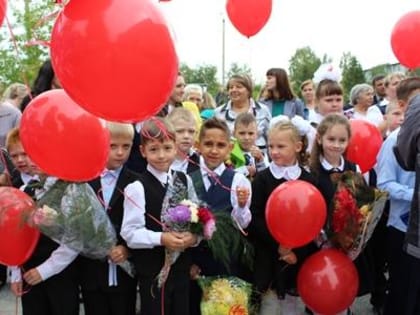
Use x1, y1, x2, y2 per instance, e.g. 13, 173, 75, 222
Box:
1, 60, 420, 315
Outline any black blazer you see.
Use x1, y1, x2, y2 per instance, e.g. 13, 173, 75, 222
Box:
78, 167, 139, 291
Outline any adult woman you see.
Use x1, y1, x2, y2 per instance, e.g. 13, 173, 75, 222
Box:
300, 79, 317, 121
345, 83, 386, 133
214, 74, 271, 150
2, 83, 27, 110
261, 68, 304, 118
20, 60, 61, 112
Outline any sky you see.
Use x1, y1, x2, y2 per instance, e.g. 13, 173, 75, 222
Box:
158, 0, 419, 83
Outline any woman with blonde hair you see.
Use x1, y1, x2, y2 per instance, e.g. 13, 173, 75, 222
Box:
2, 83, 27, 110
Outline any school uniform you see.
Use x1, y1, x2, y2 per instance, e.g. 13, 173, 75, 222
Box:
188, 157, 252, 315
170, 149, 200, 175
121, 165, 197, 315
248, 163, 318, 298
125, 123, 147, 174
10, 177, 79, 315
78, 166, 139, 315
315, 156, 374, 297
377, 128, 416, 315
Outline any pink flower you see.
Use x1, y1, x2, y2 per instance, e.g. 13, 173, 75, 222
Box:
203, 219, 216, 240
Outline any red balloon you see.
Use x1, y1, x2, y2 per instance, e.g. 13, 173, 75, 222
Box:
391, 11, 420, 69
298, 249, 359, 315
0, 187, 39, 266
50, 0, 178, 122
265, 180, 326, 248
346, 120, 383, 174
226, 0, 272, 37
0, 0, 6, 27
20, 90, 110, 181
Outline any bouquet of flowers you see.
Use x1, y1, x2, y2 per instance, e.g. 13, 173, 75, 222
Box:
327, 171, 388, 259
28, 177, 135, 277
198, 276, 252, 315
158, 198, 216, 287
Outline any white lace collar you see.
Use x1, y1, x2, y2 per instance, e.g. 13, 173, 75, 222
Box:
269, 162, 302, 180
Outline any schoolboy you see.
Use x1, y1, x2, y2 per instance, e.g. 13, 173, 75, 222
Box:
168, 107, 200, 174
9, 161, 79, 315
188, 117, 252, 315
5, 127, 37, 188
232, 112, 268, 178
79, 122, 138, 315
121, 117, 198, 315
379, 77, 420, 315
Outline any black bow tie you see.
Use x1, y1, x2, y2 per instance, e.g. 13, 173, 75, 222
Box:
328, 167, 342, 175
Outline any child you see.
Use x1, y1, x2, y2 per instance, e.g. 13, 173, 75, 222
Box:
377, 77, 420, 315
79, 122, 138, 315
168, 107, 200, 174
9, 170, 79, 315
310, 79, 344, 126
384, 100, 405, 136
5, 127, 38, 188
249, 120, 317, 315
310, 114, 373, 310
121, 118, 198, 315
231, 112, 268, 178
188, 117, 252, 315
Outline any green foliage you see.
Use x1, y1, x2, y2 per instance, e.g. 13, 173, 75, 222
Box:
340, 52, 366, 102
180, 63, 219, 96
288, 46, 322, 95
0, 1, 55, 87
227, 62, 252, 79
207, 211, 254, 273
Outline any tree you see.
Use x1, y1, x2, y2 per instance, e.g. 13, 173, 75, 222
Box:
180, 63, 219, 96
339, 52, 366, 101
288, 46, 321, 95
226, 62, 252, 79
0, 1, 56, 89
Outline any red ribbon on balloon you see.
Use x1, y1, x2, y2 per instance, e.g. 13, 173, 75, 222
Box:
265, 180, 326, 248
226, 0, 272, 38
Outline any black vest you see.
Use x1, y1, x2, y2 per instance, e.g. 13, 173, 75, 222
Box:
190, 168, 234, 213
131, 170, 191, 277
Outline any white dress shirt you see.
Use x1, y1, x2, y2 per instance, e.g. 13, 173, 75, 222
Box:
11, 176, 78, 283
10, 244, 78, 282
121, 164, 198, 249
199, 157, 252, 229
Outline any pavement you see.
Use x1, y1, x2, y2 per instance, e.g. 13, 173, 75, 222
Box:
0, 283, 376, 315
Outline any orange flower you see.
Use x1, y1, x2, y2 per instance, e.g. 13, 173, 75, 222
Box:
229, 304, 248, 315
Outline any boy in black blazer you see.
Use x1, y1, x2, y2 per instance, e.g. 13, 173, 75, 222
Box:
79, 122, 139, 315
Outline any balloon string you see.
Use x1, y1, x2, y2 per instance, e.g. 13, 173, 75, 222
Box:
25, 8, 61, 49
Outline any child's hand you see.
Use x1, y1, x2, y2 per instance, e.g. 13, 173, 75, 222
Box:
190, 264, 201, 280
10, 282, 23, 296
236, 187, 250, 208
181, 232, 198, 248
278, 245, 297, 265
247, 165, 257, 177
109, 245, 129, 264
23, 268, 42, 286
161, 231, 185, 251
250, 145, 264, 162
